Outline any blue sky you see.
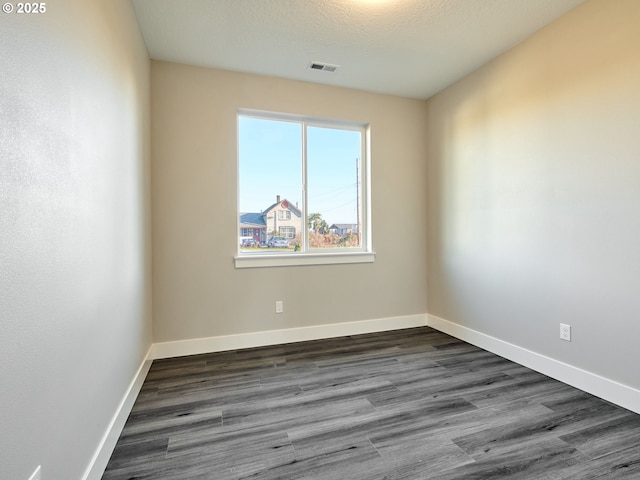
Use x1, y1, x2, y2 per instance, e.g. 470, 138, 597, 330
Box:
238, 116, 361, 225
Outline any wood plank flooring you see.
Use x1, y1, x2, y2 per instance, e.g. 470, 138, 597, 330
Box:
102, 327, 640, 479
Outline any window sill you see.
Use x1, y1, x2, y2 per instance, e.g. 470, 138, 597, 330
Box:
234, 251, 376, 269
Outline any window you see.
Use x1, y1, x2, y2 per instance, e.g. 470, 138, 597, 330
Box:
280, 226, 296, 239
278, 210, 291, 221
236, 110, 373, 268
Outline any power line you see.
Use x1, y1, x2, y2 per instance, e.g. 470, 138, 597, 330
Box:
321, 198, 356, 213
308, 182, 357, 199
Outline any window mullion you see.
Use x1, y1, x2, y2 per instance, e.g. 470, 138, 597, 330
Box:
301, 122, 308, 252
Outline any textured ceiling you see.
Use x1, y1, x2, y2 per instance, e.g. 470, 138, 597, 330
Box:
131, 0, 585, 100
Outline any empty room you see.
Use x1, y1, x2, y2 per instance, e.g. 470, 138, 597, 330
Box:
2, 0, 640, 479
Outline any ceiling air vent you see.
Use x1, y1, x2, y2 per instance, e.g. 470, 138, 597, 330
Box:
308, 62, 339, 73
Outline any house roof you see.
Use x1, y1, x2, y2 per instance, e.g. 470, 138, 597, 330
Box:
330, 224, 357, 230
239, 212, 266, 227
263, 199, 302, 217
240, 199, 302, 229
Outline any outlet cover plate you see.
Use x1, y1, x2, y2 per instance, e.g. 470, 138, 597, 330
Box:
275, 301, 283, 314
560, 323, 571, 342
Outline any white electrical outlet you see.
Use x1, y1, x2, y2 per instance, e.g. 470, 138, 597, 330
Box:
275, 300, 283, 314
560, 323, 571, 342
29, 466, 41, 480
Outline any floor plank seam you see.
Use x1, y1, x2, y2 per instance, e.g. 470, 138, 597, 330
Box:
101, 327, 640, 480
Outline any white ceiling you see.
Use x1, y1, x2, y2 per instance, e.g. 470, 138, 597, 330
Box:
131, 0, 585, 100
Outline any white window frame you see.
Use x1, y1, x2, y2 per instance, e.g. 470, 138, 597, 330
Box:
278, 210, 291, 221
235, 109, 374, 268
280, 226, 296, 239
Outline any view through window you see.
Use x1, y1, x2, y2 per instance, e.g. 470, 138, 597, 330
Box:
238, 111, 368, 256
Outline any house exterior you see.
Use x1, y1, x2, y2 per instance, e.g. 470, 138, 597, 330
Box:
329, 223, 358, 236
239, 212, 266, 244
240, 196, 302, 245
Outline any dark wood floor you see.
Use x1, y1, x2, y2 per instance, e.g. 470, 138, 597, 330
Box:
103, 327, 640, 479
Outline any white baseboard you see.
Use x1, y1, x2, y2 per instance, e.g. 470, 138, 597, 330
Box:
86, 311, 640, 480
84, 315, 427, 479
83, 348, 153, 480
426, 314, 640, 415
150, 314, 429, 359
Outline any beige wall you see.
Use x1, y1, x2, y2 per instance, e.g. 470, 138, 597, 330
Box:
426, 0, 640, 389
0, 1, 151, 478
151, 62, 428, 343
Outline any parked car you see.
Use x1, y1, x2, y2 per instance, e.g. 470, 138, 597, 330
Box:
267, 236, 289, 248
